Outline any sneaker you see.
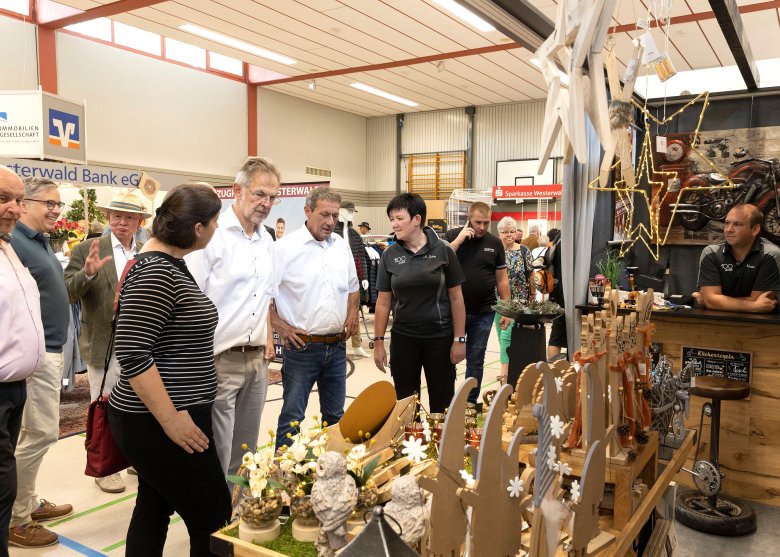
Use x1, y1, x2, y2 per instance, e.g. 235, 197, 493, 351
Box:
352, 346, 369, 359
95, 473, 126, 493
8, 522, 58, 548
30, 499, 73, 522
127, 466, 138, 476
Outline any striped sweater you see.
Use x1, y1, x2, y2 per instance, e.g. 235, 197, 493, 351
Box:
109, 252, 218, 414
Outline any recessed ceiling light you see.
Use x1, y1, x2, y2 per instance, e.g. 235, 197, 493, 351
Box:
180, 24, 296, 65
432, 0, 495, 32
308, 80, 316, 91
350, 83, 419, 107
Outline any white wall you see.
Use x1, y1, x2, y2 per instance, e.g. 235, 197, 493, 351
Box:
257, 88, 366, 192
0, 17, 39, 90
56, 32, 247, 177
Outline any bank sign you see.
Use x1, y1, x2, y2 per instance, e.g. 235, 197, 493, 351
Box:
0, 90, 87, 164
492, 184, 562, 199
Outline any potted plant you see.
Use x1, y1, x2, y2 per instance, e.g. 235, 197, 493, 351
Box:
227, 443, 286, 543
344, 437, 381, 521
596, 249, 625, 290
48, 218, 79, 253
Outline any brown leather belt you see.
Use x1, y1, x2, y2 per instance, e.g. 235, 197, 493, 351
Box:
298, 333, 346, 344
229, 345, 261, 353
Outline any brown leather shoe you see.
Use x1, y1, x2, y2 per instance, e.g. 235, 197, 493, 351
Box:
30, 499, 73, 522
8, 521, 59, 548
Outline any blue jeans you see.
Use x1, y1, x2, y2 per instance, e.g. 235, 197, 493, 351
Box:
465, 311, 496, 403
275, 342, 347, 450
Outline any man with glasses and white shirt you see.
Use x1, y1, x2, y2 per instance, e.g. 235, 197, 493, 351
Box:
65, 191, 149, 494
187, 158, 278, 475
8, 178, 71, 548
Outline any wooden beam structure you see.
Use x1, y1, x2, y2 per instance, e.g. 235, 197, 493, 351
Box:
457, 0, 554, 51
708, 0, 760, 90
251, 43, 521, 87
39, 0, 167, 29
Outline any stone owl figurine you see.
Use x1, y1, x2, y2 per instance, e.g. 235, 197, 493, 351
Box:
384, 475, 428, 547
311, 451, 358, 556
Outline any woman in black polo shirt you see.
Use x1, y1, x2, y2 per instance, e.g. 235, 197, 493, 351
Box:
108, 184, 230, 557
373, 193, 467, 413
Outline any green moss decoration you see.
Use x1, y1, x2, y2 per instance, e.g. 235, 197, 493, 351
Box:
222, 519, 317, 556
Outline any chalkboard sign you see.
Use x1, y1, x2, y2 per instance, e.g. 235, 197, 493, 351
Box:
681, 346, 752, 384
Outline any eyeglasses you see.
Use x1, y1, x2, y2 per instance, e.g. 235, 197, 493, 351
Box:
24, 199, 66, 210
249, 190, 281, 205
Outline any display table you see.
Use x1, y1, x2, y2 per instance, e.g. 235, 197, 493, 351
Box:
578, 304, 780, 506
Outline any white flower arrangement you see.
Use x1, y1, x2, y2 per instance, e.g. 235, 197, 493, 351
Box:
277, 418, 329, 493
228, 433, 284, 498
570, 479, 581, 503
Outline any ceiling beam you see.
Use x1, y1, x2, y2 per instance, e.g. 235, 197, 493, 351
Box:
39, 0, 167, 29
609, 0, 780, 33
456, 0, 554, 52
708, 0, 759, 90
252, 43, 522, 86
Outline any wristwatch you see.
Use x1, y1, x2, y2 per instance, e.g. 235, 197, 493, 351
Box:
454, 336, 466, 343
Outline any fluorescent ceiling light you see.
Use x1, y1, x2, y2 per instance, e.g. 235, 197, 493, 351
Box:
432, 0, 495, 32
350, 83, 419, 107
180, 24, 296, 65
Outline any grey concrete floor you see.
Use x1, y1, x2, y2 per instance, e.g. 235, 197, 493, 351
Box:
675, 498, 780, 556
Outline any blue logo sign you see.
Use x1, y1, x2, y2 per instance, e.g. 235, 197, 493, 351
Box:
48, 108, 80, 149
0, 112, 7, 123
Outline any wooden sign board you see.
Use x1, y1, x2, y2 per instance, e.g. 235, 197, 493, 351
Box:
681, 346, 752, 385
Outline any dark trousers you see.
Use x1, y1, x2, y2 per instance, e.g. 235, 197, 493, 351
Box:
108, 404, 231, 557
0, 381, 26, 557
389, 332, 455, 414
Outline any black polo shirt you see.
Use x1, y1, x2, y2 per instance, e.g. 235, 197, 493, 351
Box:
444, 227, 506, 313
10, 221, 70, 353
698, 237, 780, 298
377, 227, 465, 338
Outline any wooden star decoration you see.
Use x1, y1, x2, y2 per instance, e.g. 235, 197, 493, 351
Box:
589, 91, 736, 260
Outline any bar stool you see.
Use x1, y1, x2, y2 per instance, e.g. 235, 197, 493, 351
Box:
676, 375, 757, 536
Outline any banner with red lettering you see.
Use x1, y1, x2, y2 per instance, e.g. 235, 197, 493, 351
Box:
492, 184, 562, 199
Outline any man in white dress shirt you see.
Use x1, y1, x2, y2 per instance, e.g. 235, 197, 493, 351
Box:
271, 186, 360, 449
187, 158, 278, 475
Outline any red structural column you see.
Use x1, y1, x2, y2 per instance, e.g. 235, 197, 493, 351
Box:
247, 83, 257, 157
37, 25, 57, 94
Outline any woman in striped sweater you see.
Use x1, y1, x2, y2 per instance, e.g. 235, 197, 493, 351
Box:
108, 183, 230, 557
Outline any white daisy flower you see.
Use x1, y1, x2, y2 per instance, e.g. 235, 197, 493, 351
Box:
460, 469, 476, 488
401, 436, 427, 464
570, 479, 581, 503
555, 376, 564, 393
557, 461, 572, 477
507, 476, 524, 498
550, 415, 566, 439
608, 384, 612, 403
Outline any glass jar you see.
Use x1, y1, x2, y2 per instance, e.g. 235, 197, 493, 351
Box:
352, 479, 379, 519
238, 490, 283, 529
290, 486, 318, 526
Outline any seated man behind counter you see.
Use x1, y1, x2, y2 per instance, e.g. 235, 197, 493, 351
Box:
697, 203, 780, 313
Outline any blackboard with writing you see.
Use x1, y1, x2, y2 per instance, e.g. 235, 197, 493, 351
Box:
681, 346, 752, 384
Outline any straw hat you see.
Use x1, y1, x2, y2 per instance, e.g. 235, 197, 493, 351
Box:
98, 191, 152, 218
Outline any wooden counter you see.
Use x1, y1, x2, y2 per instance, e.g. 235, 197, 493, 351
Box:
578, 305, 780, 505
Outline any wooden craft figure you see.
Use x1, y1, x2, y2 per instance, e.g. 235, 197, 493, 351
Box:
311, 451, 358, 557
418, 377, 475, 557
508, 362, 544, 435
567, 439, 613, 556
599, 43, 644, 189
529, 362, 570, 557
459, 384, 526, 557
384, 475, 428, 549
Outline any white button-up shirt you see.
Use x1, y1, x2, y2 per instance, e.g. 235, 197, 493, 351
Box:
186, 206, 276, 356
273, 224, 359, 335
111, 232, 138, 280
0, 239, 45, 382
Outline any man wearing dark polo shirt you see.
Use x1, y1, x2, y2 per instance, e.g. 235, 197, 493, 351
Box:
8, 178, 72, 548
697, 204, 780, 313
446, 201, 510, 405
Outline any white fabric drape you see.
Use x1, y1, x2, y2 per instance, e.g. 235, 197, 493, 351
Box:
560, 117, 602, 355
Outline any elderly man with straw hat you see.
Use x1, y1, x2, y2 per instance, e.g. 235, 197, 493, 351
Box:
64, 190, 150, 494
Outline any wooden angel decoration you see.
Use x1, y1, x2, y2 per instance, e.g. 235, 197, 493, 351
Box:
458, 384, 526, 557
